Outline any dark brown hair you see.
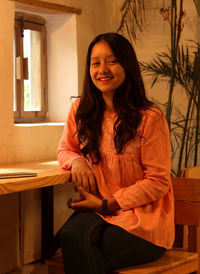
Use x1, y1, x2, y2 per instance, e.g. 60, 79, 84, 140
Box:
75, 32, 152, 162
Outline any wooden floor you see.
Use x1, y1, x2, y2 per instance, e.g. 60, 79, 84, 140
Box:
8, 262, 48, 274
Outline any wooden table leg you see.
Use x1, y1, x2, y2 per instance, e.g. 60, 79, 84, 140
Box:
41, 186, 54, 263
41, 186, 62, 263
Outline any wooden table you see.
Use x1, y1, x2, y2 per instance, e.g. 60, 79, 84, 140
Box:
0, 160, 70, 194
0, 160, 71, 262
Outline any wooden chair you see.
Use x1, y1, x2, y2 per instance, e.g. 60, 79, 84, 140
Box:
179, 166, 200, 179
46, 177, 200, 274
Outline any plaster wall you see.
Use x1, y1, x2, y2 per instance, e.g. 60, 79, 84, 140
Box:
0, 1, 21, 272
46, 13, 78, 122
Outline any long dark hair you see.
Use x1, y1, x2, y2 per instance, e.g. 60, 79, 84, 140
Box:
75, 32, 152, 162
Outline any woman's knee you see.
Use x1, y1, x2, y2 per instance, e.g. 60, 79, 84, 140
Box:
59, 212, 104, 245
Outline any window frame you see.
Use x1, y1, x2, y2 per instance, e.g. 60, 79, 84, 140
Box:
14, 12, 48, 123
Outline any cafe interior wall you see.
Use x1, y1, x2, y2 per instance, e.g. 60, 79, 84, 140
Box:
0, 0, 198, 272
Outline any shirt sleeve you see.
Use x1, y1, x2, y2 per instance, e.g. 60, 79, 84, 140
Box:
113, 109, 172, 210
57, 99, 83, 170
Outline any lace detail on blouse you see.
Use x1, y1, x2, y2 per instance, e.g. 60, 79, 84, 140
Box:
99, 111, 141, 158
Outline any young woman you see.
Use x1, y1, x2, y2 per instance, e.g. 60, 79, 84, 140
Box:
57, 33, 174, 274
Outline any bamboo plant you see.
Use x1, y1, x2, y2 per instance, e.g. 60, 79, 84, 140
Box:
118, 0, 200, 175
140, 43, 200, 175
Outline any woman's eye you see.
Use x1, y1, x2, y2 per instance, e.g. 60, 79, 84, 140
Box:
91, 62, 100, 66
109, 59, 118, 64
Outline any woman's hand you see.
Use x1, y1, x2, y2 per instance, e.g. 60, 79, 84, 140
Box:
68, 187, 121, 214
71, 158, 97, 195
68, 187, 102, 212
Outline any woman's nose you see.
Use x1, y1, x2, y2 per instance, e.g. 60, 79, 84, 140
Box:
98, 63, 109, 73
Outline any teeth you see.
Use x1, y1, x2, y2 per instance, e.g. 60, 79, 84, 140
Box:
99, 77, 112, 81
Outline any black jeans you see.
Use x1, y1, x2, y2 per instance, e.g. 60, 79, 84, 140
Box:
59, 211, 165, 274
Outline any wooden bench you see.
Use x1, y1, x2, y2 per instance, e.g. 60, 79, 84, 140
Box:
46, 177, 200, 274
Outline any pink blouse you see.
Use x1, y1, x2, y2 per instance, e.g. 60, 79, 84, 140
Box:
57, 99, 175, 249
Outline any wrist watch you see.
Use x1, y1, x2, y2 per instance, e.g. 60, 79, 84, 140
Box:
102, 199, 108, 212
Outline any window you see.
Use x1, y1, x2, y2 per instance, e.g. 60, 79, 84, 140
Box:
14, 12, 47, 123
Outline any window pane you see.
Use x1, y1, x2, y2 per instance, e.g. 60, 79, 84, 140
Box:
23, 29, 41, 111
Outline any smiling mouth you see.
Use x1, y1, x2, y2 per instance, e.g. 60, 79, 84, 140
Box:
97, 76, 113, 81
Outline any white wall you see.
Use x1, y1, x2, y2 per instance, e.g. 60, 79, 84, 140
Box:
46, 13, 78, 122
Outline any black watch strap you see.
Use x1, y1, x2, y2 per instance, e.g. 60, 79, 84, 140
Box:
102, 199, 108, 212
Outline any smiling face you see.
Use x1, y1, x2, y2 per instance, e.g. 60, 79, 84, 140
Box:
90, 40, 126, 102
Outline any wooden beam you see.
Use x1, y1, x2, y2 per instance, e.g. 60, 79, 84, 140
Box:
11, 0, 81, 15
